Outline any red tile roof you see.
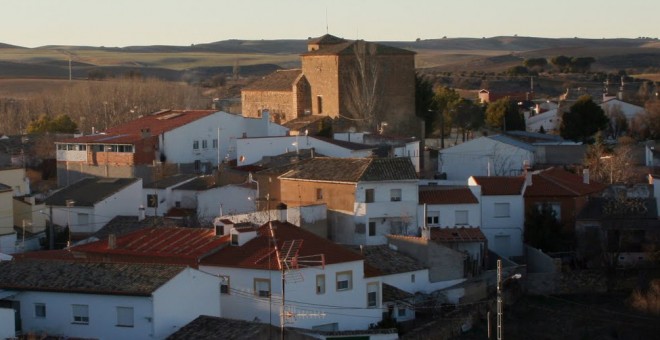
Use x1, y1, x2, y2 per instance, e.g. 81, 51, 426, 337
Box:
59, 110, 216, 144
430, 227, 487, 243
201, 221, 363, 270
525, 167, 606, 197
472, 176, 526, 195
68, 227, 228, 266
419, 187, 479, 205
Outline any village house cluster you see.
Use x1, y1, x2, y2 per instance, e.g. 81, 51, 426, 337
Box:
0, 34, 659, 339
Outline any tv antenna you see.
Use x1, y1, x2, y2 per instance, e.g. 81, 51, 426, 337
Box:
254, 222, 325, 340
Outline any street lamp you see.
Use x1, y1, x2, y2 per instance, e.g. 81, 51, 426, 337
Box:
495, 259, 522, 340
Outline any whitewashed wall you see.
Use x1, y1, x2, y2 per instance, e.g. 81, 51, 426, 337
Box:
0, 307, 14, 339
417, 203, 481, 228
197, 185, 256, 218
0, 168, 30, 196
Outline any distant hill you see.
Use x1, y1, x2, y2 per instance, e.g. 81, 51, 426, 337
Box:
2, 36, 660, 80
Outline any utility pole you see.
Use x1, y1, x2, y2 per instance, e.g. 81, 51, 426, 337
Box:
497, 259, 503, 340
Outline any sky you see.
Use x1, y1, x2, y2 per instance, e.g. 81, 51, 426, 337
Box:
2, 0, 659, 48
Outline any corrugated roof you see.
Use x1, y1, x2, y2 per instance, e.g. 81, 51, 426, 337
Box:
201, 221, 363, 269
472, 176, 525, 196
59, 109, 216, 144
242, 69, 303, 92
419, 187, 479, 205
44, 177, 139, 207
525, 167, 607, 197
430, 227, 487, 243
0, 260, 184, 296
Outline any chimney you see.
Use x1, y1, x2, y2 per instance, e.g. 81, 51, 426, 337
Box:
138, 205, 146, 222
261, 109, 270, 123
583, 168, 590, 184
525, 171, 533, 187
108, 234, 116, 249
310, 147, 315, 159
277, 202, 287, 222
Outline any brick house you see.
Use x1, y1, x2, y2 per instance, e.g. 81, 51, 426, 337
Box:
241, 34, 416, 130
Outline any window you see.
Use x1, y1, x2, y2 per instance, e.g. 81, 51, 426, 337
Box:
455, 210, 468, 225
336, 271, 352, 291
34, 303, 46, 318
398, 307, 406, 317
231, 234, 238, 246
202, 140, 208, 149
367, 282, 379, 308
316, 274, 326, 294
411, 274, 415, 283
193, 140, 199, 150
494, 203, 510, 218
390, 189, 402, 202
536, 202, 561, 220
116, 307, 134, 327
427, 211, 440, 225
368, 221, 376, 236
220, 276, 230, 294
72, 304, 89, 324
365, 189, 374, 203
317, 96, 323, 114
316, 188, 323, 200
254, 278, 271, 298
212, 139, 218, 148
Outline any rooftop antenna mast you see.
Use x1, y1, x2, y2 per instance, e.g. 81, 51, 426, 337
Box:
325, 7, 329, 34
255, 225, 325, 340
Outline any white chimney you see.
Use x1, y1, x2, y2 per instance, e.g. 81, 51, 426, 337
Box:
525, 171, 533, 187
108, 234, 116, 249
583, 169, 590, 184
138, 205, 146, 222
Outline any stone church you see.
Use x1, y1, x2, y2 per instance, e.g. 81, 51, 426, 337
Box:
241, 34, 416, 132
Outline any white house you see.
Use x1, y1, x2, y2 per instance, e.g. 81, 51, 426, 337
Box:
235, 135, 374, 166
44, 177, 143, 236
469, 176, 527, 259
142, 174, 198, 216
0, 184, 16, 254
599, 98, 645, 122
199, 221, 384, 332
439, 135, 535, 181
170, 177, 256, 219
417, 186, 481, 229
0, 167, 30, 196
526, 108, 560, 133
278, 157, 419, 245
0, 260, 220, 340
55, 109, 289, 186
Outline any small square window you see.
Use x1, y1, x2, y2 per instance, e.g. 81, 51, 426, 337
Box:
34, 303, 46, 318
316, 188, 323, 200
367, 283, 379, 308
494, 203, 510, 218
116, 307, 133, 327
455, 210, 468, 225
336, 271, 352, 291
193, 140, 200, 150
202, 140, 208, 149
72, 304, 89, 324
427, 211, 440, 225
390, 189, 402, 202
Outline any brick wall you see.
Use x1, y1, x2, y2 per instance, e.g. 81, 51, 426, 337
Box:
302, 55, 340, 116
242, 90, 295, 123
280, 179, 355, 212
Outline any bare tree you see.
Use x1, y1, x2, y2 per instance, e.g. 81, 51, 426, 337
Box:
604, 104, 628, 139
583, 137, 637, 185
344, 41, 383, 132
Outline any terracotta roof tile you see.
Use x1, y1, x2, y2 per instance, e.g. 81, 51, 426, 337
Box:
201, 221, 363, 270
0, 260, 185, 296
242, 69, 303, 92
430, 227, 487, 243
279, 157, 417, 183
525, 167, 607, 197
167, 315, 315, 340
59, 109, 216, 144
419, 187, 479, 205
382, 283, 414, 303
472, 176, 525, 195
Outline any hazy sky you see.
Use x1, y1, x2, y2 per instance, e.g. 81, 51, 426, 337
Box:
2, 0, 658, 48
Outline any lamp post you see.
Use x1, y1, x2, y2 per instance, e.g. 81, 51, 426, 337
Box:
495, 259, 522, 340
